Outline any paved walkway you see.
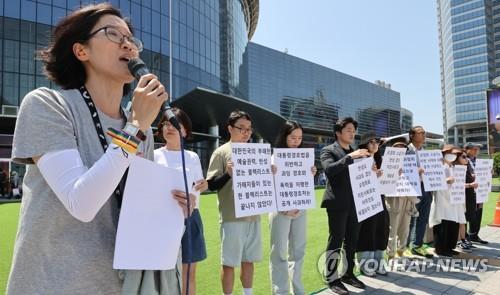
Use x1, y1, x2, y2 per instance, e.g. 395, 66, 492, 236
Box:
315, 226, 500, 295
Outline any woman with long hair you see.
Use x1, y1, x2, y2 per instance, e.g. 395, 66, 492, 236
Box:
269, 120, 316, 295
355, 133, 389, 277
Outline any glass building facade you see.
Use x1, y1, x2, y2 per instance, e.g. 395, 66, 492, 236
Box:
0, 0, 405, 174
244, 42, 402, 152
0, 0, 257, 157
437, 0, 499, 149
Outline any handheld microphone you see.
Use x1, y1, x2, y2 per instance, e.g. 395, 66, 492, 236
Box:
127, 58, 181, 130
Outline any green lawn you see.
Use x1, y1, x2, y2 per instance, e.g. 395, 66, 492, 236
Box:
1, 189, 498, 295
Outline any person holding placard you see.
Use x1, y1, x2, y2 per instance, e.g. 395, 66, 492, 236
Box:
406, 126, 434, 258
269, 120, 316, 295
384, 140, 420, 260
454, 150, 475, 253
464, 142, 489, 245
355, 133, 389, 277
207, 110, 261, 295
320, 117, 371, 294
154, 108, 208, 295
6, 4, 191, 294
429, 145, 466, 257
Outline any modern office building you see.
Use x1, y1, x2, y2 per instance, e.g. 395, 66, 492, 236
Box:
244, 42, 401, 152
0, 0, 402, 176
401, 107, 413, 133
437, 0, 500, 149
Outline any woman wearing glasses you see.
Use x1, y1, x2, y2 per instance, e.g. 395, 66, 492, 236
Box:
455, 150, 477, 252
155, 108, 208, 295
7, 4, 189, 294
355, 133, 389, 277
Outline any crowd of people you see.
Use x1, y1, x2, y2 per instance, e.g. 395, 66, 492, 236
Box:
5, 3, 493, 295
321, 121, 489, 295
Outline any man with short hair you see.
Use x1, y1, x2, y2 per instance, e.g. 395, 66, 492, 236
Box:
207, 110, 261, 295
320, 117, 371, 295
464, 142, 489, 244
407, 126, 434, 258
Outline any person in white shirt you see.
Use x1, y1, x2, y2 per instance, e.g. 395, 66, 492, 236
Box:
429, 145, 466, 257
154, 108, 208, 295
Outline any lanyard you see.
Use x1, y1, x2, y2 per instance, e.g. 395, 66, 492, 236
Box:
78, 85, 128, 208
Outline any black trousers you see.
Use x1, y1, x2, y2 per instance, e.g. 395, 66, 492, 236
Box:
468, 206, 483, 238
326, 207, 360, 284
433, 220, 459, 255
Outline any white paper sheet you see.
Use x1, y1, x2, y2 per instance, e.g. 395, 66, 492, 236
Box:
273, 148, 316, 211
232, 143, 277, 218
114, 156, 185, 270
418, 150, 447, 191
378, 147, 407, 194
349, 157, 383, 222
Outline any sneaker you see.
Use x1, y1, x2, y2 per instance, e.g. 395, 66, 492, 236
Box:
412, 246, 433, 258
329, 280, 349, 295
402, 248, 414, 258
457, 242, 472, 253
341, 275, 366, 289
469, 236, 489, 244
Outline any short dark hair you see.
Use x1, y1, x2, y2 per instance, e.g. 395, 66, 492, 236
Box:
225, 110, 252, 129
274, 120, 303, 148
157, 107, 193, 141
39, 3, 133, 91
408, 126, 424, 142
333, 117, 358, 139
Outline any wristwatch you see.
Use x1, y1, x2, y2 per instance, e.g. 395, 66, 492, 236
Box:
123, 122, 147, 141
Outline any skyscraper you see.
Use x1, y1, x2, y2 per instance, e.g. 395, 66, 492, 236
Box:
437, 0, 497, 148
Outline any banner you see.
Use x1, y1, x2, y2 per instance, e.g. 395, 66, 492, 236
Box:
475, 159, 493, 204
378, 147, 407, 194
348, 157, 383, 222
273, 148, 315, 211
232, 143, 277, 217
450, 165, 466, 204
386, 154, 422, 197
417, 150, 447, 191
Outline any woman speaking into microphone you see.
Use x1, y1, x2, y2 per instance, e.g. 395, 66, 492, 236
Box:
7, 3, 189, 295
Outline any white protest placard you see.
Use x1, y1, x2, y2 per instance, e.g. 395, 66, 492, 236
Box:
417, 150, 447, 191
273, 148, 315, 211
348, 157, 383, 222
386, 154, 422, 197
232, 143, 277, 217
378, 147, 407, 194
475, 159, 493, 203
450, 165, 467, 204
114, 156, 185, 270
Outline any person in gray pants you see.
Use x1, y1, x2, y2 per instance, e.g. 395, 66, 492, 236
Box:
269, 121, 316, 295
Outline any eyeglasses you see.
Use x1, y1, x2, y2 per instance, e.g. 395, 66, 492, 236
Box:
459, 155, 468, 159
87, 26, 143, 52
161, 121, 184, 130
232, 125, 253, 134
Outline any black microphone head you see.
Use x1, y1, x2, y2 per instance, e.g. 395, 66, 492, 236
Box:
128, 58, 149, 80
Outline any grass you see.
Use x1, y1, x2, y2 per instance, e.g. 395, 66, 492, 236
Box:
1, 189, 498, 294
0, 203, 20, 295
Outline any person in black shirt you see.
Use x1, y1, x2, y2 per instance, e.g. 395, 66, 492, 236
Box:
320, 117, 370, 295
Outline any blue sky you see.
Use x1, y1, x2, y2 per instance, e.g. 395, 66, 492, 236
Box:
251, 0, 442, 134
